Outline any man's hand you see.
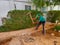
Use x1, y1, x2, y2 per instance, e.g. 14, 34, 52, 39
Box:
33, 22, 38, 24
33, 22, 35, 24
32, 18, 36, 20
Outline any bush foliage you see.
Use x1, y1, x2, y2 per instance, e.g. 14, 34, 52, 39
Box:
54, 25, 60, 31
0, 10, 40, 32
47, 11, 60, 23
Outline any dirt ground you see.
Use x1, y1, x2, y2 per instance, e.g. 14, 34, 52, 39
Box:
0, 22, 60, 45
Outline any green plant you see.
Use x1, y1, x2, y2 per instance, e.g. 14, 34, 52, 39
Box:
0, 10, 40, 32
0, 26, 10, 32
54, 25, 60, 31
47, 11, 60, 23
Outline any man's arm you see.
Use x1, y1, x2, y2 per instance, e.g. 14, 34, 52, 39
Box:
32, 14, 39, 20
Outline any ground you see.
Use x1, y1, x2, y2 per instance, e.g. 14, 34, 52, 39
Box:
0, 22, 60, 45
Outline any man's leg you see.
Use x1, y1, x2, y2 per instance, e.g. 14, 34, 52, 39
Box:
35, 22, 41, 30
42, 21, 45, 34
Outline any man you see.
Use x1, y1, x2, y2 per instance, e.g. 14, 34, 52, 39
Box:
33, 12, 46, 34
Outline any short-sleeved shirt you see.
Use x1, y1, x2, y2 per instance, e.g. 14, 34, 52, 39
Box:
36, 13, 46, 22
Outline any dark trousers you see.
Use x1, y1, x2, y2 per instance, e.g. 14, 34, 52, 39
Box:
35, 21, 45, 34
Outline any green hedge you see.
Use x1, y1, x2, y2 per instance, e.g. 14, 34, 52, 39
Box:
54, 25, 60, 31
0, 10, 40, 32
47, 11, 60, 23
0, 26, 10, 32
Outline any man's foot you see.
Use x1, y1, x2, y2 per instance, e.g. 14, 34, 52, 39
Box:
35, 28, 38, 30
42, 30, 46, 35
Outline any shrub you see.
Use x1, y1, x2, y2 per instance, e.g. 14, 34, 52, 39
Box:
47, 11, 60, 23
0, 26, 10, 32
0, 10, 40, 32
54, 25, 60, 31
